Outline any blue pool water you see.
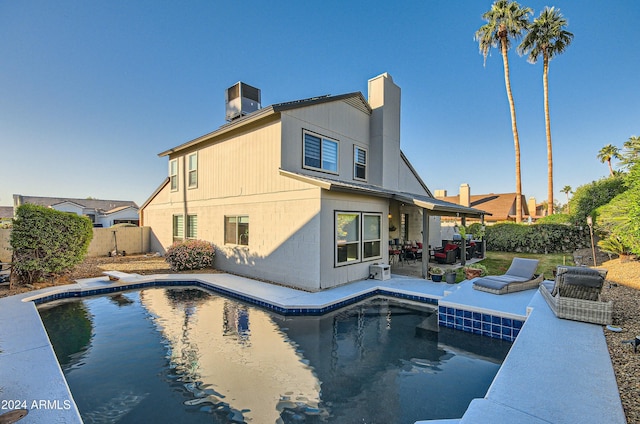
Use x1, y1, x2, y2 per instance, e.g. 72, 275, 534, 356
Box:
38, 287, 511, 423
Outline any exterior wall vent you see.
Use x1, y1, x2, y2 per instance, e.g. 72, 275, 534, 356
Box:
225, 82, 261, 121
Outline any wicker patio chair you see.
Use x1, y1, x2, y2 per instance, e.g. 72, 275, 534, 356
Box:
540, 266, 612, 325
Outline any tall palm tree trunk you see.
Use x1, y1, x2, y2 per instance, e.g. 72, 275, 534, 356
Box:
543, 55, 554, 215
607, 159, 614, 176
501, 31, 523, 222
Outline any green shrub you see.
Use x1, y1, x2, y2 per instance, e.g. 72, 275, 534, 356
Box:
536, 213, 571, 224
467, 222, 486, 239
589, 161, 640, 256
597, 235, 631, 257
10, 204, 93, 284
165, 239, 216, 271
569, 177, 626, 225
485, 222, 589, 254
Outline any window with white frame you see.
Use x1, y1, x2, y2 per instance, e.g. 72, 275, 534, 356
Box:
173, 214, 184, 241
169, 159, 178, 191
336, 213, 360, 264
335, 212, 382, 266
186, 214, 197, 239
354, 145, 367, 181
187, 152, 198, 188
363, 214, 381, 258
225, 215, 249, 245
303, 131, 338, 173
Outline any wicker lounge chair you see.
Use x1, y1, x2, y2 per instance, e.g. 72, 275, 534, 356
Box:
540, 266, 612, 325
473, 257, 542, 295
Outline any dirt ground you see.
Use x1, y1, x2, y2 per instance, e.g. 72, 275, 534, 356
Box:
1, 253, 639, 422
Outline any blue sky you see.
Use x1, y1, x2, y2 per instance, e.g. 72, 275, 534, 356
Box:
1, 1, 638, 208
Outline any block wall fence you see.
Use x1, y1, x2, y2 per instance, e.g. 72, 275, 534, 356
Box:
0, 227, 154, 262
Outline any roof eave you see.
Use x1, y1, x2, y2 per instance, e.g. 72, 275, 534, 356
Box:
279, 170, 489, 218
158, 106, 277, 157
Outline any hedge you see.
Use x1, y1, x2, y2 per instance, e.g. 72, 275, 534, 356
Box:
485, 222, 590, 254
10, 204, 93, 284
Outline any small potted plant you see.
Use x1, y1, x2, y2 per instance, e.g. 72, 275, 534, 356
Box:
429, 266, 444, 282
463, 263, 488, 280
445, 269, 457, 284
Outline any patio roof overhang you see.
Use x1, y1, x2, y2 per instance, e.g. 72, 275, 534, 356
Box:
279, 170, 490, 219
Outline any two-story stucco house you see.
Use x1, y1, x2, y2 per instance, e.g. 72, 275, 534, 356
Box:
141, 73, 486, 291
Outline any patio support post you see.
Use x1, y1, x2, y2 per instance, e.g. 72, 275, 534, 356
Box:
461, 216, 467, 266
422, 210, 429, 278
481, 214, 486, 258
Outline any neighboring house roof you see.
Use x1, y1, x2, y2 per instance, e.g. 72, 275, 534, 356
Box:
438, 192, 528, 221
158, 92, 372, 157
103, 205, 138, 215
13, 195, 138, 212
50, 200, 87, 209
279, 170, 487, 218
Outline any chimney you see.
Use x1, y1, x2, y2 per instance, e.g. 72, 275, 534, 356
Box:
528, 197, 537, 217
368, 73, 401, 190
434, 189, 447, 198
460, 183, 470, 207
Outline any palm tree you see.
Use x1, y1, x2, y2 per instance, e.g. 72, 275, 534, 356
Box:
475, 0, 532, 222
597, 144, 621, 176
519, 7, 573, 216
561, 185, 572, 214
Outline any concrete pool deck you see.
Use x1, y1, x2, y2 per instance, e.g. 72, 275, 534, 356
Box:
0, 272, 626, 424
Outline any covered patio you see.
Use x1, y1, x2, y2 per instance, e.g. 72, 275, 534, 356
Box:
387, 193, 488, 279
389, 253, 484, 279
278, 170, 489, 280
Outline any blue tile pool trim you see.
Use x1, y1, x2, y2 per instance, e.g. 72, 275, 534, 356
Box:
438, 305, 524, 342
32, 279, 519, 341
31, 280, 439, 317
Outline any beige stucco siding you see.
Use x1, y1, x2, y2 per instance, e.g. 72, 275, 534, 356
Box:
140, 181, 180, 253
318, 190, 389, 289
280, 101, 372, 183
398, 158, 429, 196
169, 119, 305, 202
196, 189, 322, 290
143, 116, 328, 290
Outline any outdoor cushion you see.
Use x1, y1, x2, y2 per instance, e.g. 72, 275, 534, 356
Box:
541, 280, 555, 292
556, 266, 603, 277
473, 278, 509, 291
555, 272, 604, 301
504, 258, 539, 279
563, 273, 603, 288
472, 257, 541, 295
479, 275, 530, 283
552, 266, 607, 297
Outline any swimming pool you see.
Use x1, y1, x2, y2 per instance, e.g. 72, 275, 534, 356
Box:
39, 287, 511, 423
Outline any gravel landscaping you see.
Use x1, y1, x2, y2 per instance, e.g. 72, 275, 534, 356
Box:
1, 253, 638, 422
